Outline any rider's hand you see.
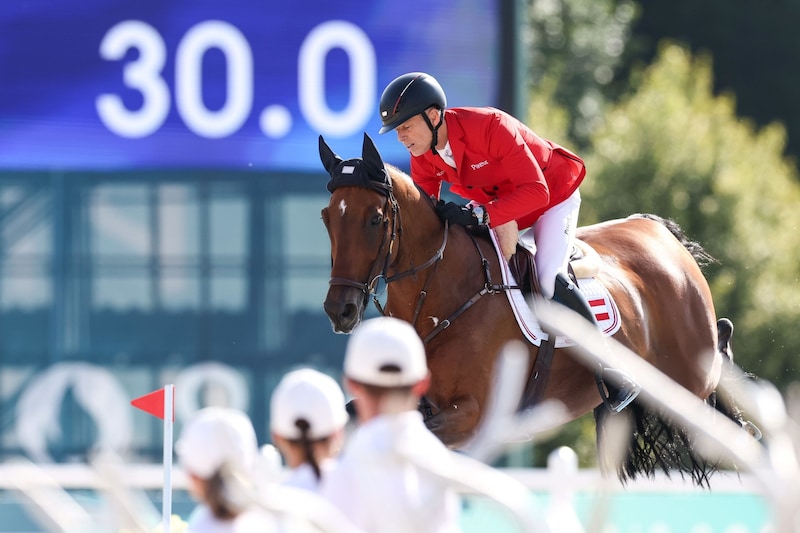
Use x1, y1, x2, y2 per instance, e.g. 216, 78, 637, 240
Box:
494, 220, 519, 261
435, 201, 481, 226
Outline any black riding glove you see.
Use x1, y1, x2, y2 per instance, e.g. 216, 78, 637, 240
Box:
435, 201, 479, 226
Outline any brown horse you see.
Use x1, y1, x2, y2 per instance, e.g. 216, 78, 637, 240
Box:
319, 133, 749, 483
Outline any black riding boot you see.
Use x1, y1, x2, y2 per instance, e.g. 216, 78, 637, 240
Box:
552, 272, 640, 413
552, 272, 597, 324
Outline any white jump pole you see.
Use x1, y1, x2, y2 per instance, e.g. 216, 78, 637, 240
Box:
162, 384, 174, 533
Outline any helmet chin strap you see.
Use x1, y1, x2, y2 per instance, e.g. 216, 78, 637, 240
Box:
421, 109, 445, 154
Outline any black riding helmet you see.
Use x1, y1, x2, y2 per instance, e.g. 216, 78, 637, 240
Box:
378, 72, 447, 153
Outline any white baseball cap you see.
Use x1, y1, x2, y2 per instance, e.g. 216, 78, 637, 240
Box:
176, 407, 258, 479
344, 316, 428, 387
270, 368, 348, 440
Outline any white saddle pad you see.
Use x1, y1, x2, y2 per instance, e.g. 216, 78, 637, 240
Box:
489, 229, 621, 347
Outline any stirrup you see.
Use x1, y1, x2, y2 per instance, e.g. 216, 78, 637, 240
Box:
596, 366, 640, 413
741, 420, 763, 441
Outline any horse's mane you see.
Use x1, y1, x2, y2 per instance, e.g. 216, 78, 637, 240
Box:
385, 163, 435, 208
385, 163, 414, 191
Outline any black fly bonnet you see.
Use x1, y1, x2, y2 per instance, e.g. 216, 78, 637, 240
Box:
319, 133, 393, 197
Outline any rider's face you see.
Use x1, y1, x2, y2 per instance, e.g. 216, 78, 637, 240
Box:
395, 109, 440, 157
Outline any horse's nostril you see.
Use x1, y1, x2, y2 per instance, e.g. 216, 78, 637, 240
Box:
342, 302, 357, 320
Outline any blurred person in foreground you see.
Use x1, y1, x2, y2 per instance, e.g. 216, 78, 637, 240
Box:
178, 406, 363, 533
176, 407, 280, 532
270, 368, 349, 493
320, 316, 462, 533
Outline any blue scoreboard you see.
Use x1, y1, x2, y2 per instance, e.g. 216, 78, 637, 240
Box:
0, 0, 503, 170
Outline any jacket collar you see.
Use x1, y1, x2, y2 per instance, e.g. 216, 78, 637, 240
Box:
421, 109, 464, 170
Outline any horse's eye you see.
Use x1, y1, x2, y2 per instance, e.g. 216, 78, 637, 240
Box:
371, 214, 383, 226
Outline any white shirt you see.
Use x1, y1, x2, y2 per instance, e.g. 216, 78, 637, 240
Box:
185, 504, 281, 533
439, 141, 457, 168
281, 459, 337, 493
320, 411, 462, 533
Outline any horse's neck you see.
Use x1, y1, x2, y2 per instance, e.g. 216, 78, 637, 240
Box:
387, 218, 481, 312
393, 198, 445, 266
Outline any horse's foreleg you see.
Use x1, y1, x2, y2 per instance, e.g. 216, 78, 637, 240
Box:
420, 395, 480, 448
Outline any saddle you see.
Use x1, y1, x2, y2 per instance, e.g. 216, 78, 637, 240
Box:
508, 239, 601, 296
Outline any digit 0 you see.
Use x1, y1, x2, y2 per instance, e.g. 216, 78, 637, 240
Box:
175, 21, 253, 138
299, 20, 376, 137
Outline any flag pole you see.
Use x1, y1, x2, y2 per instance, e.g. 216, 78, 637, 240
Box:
163, 384, 174, 533
130, 384, 176, 532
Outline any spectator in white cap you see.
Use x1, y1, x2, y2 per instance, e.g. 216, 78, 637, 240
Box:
270, 368, 349, 493
319, 316, 462, 533
176, 407, 279, 532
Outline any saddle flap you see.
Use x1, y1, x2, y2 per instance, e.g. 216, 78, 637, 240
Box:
508, 245, 538, 296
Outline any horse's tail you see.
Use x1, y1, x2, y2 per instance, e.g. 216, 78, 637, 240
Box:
594, 401, 716, 487
629, 213, 717, 269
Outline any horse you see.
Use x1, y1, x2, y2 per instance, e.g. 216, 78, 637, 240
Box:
319, 133, 752, 484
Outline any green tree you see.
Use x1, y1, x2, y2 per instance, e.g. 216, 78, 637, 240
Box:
528, 0, 639, 148
632, 0, 800, 162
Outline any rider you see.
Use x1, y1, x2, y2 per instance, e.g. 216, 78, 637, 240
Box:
377, 71, 639, 412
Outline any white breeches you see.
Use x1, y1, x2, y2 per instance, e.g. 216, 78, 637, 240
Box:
518, 189, 581, 299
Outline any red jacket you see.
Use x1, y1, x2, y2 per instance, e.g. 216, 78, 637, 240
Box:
410, 107, 586, 229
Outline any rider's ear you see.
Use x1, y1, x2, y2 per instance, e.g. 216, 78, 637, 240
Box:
426, 106, 442, 125
319, 135, 343, 175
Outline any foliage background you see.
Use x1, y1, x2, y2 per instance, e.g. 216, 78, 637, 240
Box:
517, 0, 800, 467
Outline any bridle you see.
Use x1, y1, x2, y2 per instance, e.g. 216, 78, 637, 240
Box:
328, 189, 517, 344
328, 190, 449, 324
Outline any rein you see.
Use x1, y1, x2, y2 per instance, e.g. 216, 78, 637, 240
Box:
421, 231, 518, 343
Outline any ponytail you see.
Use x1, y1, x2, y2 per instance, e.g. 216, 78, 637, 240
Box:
295, 418, 322, 480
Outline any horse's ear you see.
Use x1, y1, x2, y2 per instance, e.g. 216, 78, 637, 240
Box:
319, 135, 342, 175
361, 132, 384, 170
361, 133, 392, 191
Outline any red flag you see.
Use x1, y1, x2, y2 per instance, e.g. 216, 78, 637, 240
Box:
131, 387, 174, 421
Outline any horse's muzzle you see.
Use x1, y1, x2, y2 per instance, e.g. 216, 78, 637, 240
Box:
324, 287, 366, 333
